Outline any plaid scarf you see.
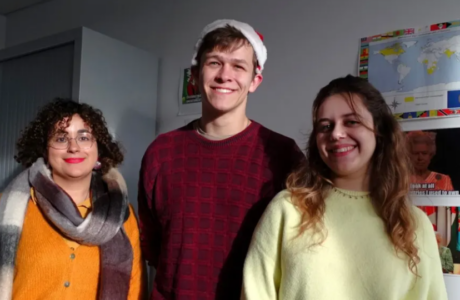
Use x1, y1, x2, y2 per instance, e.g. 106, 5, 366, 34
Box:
0, 158, 133, 300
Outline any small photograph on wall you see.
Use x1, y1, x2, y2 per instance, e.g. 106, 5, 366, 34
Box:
405, 128, 460, 275
422, 205, 460, 275
178, 67, 202, 116
405, 129, 460, 196
181, 67, 201, 104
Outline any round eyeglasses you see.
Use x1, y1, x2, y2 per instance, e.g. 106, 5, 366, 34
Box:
49, 133, 95, 150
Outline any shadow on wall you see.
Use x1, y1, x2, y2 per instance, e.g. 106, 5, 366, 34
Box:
115, 108, 156, 213
0, 163, 24, 191
115, 108, 156, 296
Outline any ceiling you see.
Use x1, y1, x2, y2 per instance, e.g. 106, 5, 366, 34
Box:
0, 0, 52, 15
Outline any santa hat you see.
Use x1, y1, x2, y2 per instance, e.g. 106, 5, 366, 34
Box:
191, 19, 267, 73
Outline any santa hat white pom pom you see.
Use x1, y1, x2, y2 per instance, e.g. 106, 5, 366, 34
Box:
191, 19, 267, 73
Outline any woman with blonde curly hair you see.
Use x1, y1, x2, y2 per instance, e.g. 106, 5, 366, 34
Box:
241, 75, 446, 300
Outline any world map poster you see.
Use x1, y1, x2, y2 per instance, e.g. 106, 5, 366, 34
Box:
359, 20, 460, 120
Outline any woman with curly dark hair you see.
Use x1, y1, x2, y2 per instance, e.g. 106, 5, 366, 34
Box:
0, 99, 145, 300
241, 75, 447, 299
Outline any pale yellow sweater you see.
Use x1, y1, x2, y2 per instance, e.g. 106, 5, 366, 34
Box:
241, 188, 447, 300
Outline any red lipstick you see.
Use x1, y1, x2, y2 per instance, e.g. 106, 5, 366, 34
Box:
64, 158, 85, 164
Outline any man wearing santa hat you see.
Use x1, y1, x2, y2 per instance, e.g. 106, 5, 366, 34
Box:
138, 19, 304, 299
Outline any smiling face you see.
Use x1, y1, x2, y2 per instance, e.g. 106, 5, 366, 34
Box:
47, 114, 98, 181
315, 94, 376, 180
196, 42, 263, 115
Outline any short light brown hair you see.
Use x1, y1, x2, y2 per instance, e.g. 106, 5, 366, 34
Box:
193, 25, 258, 75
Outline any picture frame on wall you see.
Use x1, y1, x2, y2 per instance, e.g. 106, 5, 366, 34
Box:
177, 67, 202, 116
401, 116, 460, 282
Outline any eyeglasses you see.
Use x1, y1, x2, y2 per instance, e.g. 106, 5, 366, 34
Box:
49, 133, 95, 150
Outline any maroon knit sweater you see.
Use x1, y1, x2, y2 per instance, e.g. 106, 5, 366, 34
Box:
138, 121, 304, 300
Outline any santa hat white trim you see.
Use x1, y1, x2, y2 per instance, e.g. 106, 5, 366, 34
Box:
191, 19, 267, 73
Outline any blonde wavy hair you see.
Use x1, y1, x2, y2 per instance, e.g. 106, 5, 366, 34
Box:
405, 130, 437, 156
287, 75, 419, 274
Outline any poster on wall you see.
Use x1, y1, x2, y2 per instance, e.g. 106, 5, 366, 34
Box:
359, 20, 460, 120
424, 204, 460, 275
407, 129, 459, 197
177, 67, 202, 116
404, 127, 460, 276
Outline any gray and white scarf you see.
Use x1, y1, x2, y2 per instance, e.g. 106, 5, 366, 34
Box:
0, 158, 133, 300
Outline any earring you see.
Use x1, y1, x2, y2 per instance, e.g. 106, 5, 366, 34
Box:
94, 161, 101, 170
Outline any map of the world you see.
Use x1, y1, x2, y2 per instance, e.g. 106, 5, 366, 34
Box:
369, 31, 460, 93
359, 21, 460, 120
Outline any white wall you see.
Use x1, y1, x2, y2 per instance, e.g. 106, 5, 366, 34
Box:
149, 0, 460, 147
7, 0, 460, 146
0, 15, 6, 49
7, 0, 460, 147
77, 28, 158, 211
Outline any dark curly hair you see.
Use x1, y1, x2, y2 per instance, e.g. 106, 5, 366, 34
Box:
15, 98, 123, 174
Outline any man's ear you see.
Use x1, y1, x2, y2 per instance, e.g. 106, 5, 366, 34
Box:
249, 73, 263, 93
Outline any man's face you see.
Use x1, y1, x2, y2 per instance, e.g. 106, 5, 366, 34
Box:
195, 42, 263, 115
